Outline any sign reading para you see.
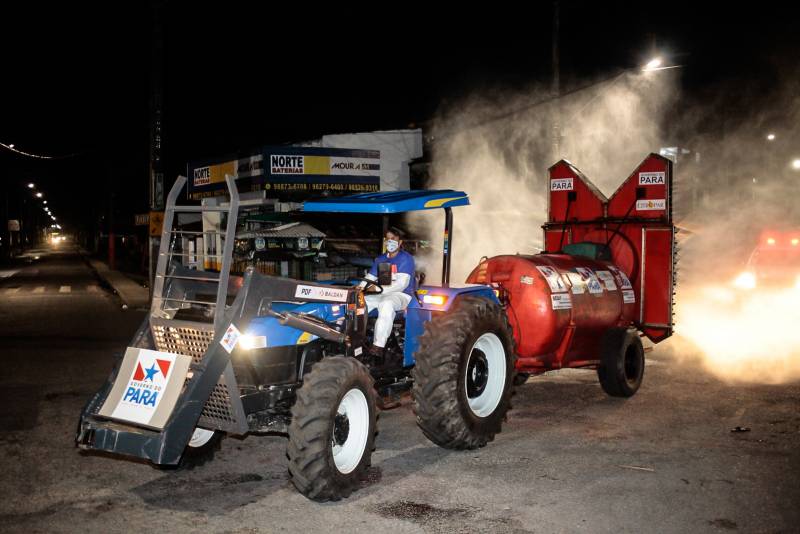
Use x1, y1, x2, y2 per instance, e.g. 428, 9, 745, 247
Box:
550, 178, 574, 191
638, 172, 666, 185
99, 348, 191, 429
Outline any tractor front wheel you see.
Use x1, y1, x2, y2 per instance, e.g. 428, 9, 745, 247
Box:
412, 296, 517, 449
287, 356, 377, 502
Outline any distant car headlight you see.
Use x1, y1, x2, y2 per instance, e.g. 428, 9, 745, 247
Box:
238, 334, 267, 350
733, 271, 756, 290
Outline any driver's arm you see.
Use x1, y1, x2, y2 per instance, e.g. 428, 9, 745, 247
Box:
358, 273, 378, 289
381, 273, 410, 295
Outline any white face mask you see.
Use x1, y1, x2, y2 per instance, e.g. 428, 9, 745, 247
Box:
386, 239, 400, 253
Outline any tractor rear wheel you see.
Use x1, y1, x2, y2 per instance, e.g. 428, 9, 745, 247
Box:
287, 356, 377, 502
412, 296, 517, 449
597, 328, 645, 397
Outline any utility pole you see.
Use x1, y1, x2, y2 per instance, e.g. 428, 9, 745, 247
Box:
148, 0, 165, 294
551, 0, 561, 166
149, 0, 164, 212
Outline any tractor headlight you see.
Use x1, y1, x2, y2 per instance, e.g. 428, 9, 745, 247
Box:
733, 271, 756, 290
239, 334, 267, 350
422, 294, 448, 306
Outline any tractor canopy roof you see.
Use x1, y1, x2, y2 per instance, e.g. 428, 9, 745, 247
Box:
302, 189, 469, 214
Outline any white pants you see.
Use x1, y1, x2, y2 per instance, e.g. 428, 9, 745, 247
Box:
365, 293, 412, 348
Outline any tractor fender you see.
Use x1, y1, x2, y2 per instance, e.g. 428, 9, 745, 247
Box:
403, 285, 501, 366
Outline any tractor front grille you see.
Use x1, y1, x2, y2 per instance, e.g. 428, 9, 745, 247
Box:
151, 321, 239, 430
152, 324, 214, 364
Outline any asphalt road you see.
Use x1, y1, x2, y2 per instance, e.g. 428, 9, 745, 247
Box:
0, 245, 798, 533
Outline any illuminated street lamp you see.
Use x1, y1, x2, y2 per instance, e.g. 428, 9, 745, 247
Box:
643, 57, 663, 71
792, 159, 800, 170
43, 200, 47, 204
27, 183, 35, 189
767, 133, 776, 141
35, 192, 43, 198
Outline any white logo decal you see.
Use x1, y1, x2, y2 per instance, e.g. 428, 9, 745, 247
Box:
551, 293, 572, 310
638, 172, 665, 185
595, 271, 618, 291
110, 350, 180, 426
636, 199, 666, 211
575, 267, 604, 294
536, 266, 568, 293
550, 178, 574, 191
566, 272, 586, 294
220, 324, 241, 353
294, 285, 349, 302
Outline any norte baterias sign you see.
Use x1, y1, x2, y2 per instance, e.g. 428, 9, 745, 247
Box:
187, 147, 380, 200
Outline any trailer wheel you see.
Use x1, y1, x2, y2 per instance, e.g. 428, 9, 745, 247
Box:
153, 427, 223, 471
597, 328, 645, 397
412, 296, 517, 449
287, 356, 377, 502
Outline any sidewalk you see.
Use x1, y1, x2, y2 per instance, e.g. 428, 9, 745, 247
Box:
88, 259, 151, 310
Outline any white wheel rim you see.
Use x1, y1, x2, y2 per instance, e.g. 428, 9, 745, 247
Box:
465, 333, 507, 417
188, 427, 215, 448
331, 388, 370, 474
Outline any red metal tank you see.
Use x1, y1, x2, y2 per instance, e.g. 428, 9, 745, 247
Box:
467, 254, 637, 373
465, 153, 677, 373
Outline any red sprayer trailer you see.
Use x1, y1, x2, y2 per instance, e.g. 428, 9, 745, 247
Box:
468, 153, 676, 396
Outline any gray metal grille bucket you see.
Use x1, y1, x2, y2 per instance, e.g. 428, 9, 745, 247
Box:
150, 319, 242, 432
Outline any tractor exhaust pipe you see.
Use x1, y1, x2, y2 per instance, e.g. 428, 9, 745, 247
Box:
263, 308, 346, 344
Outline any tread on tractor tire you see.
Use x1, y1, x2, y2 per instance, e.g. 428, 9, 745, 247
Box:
287, 356, 378, 502
412, 296, 517, 450
597, 327, 645, 397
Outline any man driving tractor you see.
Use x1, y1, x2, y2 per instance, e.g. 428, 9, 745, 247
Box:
363, 226, 416, 359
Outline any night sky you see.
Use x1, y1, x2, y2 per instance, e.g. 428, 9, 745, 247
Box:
2, 2, 798, 235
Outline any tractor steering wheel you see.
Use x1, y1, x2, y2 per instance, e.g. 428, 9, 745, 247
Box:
355, 278, 384, 294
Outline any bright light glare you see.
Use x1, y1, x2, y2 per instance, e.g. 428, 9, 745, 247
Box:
767, 133, 776, 141
27, 183, 34, 189
733, 271, 756, 290
643, 57, 663, 71
792, 238, 799, 246
792, 159, 800, 170
422, 294, 448, 306
35, 192, 43, 198
675, 282, 800, 384
767, 237, 776, 245
238, 335, 267, 350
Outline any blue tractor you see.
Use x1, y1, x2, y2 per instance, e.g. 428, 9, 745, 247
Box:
76, 177, 516, 501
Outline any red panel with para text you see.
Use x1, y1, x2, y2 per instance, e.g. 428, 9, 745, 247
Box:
548, 160, 607, 223
607, 153, 672, 222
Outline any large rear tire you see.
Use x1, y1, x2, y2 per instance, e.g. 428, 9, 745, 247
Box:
597, 328, 645, 397
412, 296, 516, 449
287, 356, 377, 502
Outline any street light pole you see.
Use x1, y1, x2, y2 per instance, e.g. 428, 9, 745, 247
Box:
551, 0, 561, 165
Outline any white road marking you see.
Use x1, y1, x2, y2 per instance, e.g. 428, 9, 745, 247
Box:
4, 287, 21, 294
33, 286, 46, 294
59, 286, 71, 293
0, 270, 19, 279
87, 285, 100, 292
